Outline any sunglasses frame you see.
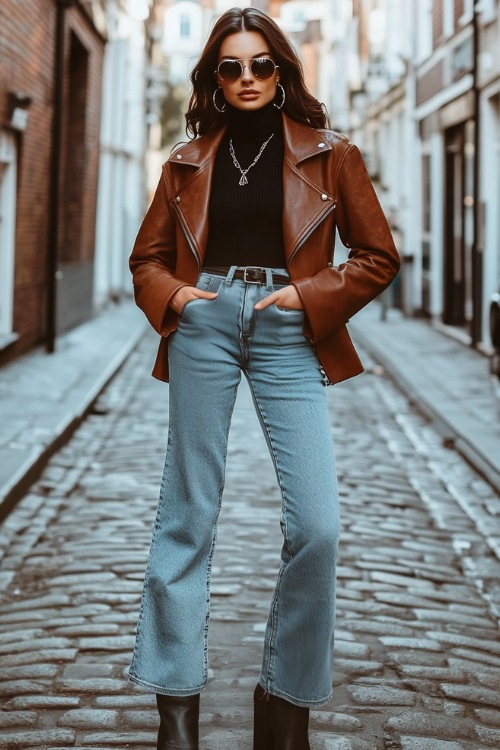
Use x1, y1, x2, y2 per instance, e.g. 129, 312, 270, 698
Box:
215, 57, 279, 83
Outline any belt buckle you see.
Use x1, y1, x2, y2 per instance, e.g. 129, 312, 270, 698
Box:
243, 266, 265, 283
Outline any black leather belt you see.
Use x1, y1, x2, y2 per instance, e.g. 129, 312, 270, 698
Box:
202, 266, 290, 285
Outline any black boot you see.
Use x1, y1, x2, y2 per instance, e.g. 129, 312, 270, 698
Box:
156, 693, 200, 750
253, 684, 310, 750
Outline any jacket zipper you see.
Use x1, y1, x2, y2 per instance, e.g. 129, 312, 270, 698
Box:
287, 201, 337, 267
172, 200, 201, 272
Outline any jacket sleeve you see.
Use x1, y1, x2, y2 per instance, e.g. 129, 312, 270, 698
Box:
129, 168, 190, 335
292, 144, 400, 343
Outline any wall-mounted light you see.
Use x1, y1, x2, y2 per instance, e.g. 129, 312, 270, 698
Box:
7, 92, 32, 132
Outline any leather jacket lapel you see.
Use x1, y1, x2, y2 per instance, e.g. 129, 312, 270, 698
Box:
167, 127, 226, 267
282, 115, 336, 264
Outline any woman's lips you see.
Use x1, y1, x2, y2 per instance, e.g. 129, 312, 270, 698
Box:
238, 91, 259, 99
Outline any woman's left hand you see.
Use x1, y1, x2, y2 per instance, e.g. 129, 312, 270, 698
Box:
254, 285, 303, 310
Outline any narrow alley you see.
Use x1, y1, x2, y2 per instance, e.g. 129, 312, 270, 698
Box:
0, 330, 499, 750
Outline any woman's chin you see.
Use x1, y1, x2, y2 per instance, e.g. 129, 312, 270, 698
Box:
229, 97, 272, 111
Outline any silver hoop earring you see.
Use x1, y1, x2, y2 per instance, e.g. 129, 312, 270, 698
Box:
273, 83, 285, 110
212, 87, 227, 113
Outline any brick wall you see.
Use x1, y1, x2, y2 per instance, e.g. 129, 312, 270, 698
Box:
454, 0, 464, 31
416, 59, 445, 106
0, 0, 56, 360
0, 0, 104, 363
432, 0, 443, 48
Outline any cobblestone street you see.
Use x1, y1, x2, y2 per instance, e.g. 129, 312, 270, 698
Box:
0, 331, 499, 750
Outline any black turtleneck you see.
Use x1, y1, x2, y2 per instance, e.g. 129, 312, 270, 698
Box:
203, 102, 286, 268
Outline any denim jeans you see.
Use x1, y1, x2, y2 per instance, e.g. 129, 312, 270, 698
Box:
129, 266, 340, 708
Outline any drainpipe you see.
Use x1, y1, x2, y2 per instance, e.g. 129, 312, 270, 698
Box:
46, 0, 74, 353
471, 2, 482, 346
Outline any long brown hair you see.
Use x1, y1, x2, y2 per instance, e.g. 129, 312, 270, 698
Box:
186, 7, 329, 137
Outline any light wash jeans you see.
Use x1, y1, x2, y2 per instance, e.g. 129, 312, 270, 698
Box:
129, 266, 340, 707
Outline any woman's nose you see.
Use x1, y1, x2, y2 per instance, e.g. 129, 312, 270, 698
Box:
241, 63, 254, 82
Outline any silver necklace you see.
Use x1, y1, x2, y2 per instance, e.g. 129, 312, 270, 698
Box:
229, 133, 275, 186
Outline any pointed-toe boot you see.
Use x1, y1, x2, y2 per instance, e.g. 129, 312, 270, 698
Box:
253, 684, 310, 750
156, 693, 200, 750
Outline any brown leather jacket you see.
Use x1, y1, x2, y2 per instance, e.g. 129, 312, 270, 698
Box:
130, 113, 400, 385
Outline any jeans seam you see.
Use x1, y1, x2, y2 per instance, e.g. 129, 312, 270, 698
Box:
196, 273, 212, 292
129, 427, 172, 675
246, 380, 293, 557
202, 376, 240, 683
245, 376, 293, 693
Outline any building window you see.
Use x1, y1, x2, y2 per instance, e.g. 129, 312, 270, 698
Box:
180, 13, 190, 39
451, 34, 473, 80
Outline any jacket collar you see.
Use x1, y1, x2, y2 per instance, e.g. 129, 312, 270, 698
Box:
282, 114, 332, 164
168, 113, 331, 168
168, 127, 226, 167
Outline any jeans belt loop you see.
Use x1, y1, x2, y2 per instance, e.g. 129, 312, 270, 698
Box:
265, 268, 273, 291
225, 265, 238, 287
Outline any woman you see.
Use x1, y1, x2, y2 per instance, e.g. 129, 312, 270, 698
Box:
128, 7, 399, 750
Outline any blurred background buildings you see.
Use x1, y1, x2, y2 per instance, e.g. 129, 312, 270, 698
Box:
0, 0, 499, 367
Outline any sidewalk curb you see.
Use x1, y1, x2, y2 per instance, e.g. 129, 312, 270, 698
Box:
0, 320, 148, 522
350, 323, 500, 495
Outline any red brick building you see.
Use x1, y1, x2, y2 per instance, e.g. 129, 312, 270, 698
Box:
0, 0, 106, 364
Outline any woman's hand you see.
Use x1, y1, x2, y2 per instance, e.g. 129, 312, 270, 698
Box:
170, 286, 217, 314
254, 285, 303, 311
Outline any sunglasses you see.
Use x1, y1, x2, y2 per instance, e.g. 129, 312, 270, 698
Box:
216, 57, 278, 83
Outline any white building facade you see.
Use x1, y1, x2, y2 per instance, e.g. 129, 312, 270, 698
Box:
477, 1, 500, 350
332, 0, 415, 310
412, 0, 500, 349
344, 0, 500, 352
93, 0, 152, 309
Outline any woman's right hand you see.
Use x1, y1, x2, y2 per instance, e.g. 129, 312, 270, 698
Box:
170, 285, 218, 314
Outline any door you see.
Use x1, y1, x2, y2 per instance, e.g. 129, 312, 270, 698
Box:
443, 121, 476, 331
0, 131, 17, 337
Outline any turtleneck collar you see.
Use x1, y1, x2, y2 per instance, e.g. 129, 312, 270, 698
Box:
225, 101, 283, 142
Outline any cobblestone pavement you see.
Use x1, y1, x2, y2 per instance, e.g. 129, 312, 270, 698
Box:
0, 332, 499, 750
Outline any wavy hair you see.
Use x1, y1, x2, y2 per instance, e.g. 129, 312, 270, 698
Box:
185, 7, 329, 137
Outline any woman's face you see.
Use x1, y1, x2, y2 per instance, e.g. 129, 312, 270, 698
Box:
216, 30, 279, 111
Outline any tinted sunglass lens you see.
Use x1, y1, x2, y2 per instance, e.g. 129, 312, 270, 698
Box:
218, 60, 242, 82
252, 58, 275, 79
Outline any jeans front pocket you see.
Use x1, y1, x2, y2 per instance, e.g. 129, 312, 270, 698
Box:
275, 305, 305, 319
180, 298, 203, 317
179, 274, 221, 319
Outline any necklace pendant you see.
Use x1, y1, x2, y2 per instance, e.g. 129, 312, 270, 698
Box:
229, 132, 274, 186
